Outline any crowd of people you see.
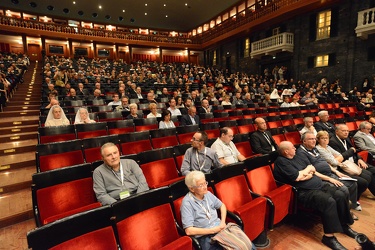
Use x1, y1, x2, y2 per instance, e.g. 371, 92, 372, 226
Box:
39, 56, 375, 250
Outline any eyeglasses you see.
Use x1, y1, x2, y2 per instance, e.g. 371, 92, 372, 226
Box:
191, 137, 201, 142
194, 181, 208, 189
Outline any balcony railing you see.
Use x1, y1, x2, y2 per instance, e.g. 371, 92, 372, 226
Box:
355, 8, 375, 39
250, 32, 294, 59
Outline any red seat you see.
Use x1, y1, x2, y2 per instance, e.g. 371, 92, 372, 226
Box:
200, 122, 220, 139
150, 128, 179, 149
38, 125, 77, 144
119, 131, 152, 155
173, 144, 191, 173
107, 120, 134, 135
32, 164, 101, 226
212, 164, 269, 246
284, 131, 301, 145
27, 206, 118, 250
245, 156, 294, 227
272, 134, 286, 146
112, 187, 192, 250
75, 122, 108, 139
134, 118, 158, 132
267, 121, 282, 129
36, 140, 85, 172
233, 133, 257, 158
139, 148, 183, 188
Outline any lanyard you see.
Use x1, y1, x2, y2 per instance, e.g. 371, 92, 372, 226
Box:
196, 147, 207, 171
189, 192, 211, 220
300, 145, 320, 157
111, 162, 124, 187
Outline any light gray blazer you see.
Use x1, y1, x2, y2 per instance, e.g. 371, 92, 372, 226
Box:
353, 131, 375, 155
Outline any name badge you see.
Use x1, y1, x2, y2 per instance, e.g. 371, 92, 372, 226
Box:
119, 190, 130, 200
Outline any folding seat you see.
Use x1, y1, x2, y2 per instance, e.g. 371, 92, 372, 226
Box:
200, 122, 220, 139
27, 206, 117, 250
293, 117, 304, 125
318, 103, 327, 109
284, 131, 301, 146
75, 122, 108, 139
63, 100, 85, 107
138, 103, 150, 110
107, 120, 134, 134
31, 163, 101, 226
97, 111, 123, 122
36, 140, 85, 172
346, 121, 358, 136
138, 147, 184, 188
38, 125, 76, 144
292, 113, 304, 119
133, 118, 158, 131
150, 128, 179, 149
90, 99, 105, 106
233, 133, 256, 158
173, 143, 192, 172
269, 127, 285, 136
228, 110, 243, 120
199, 113, 215, 124
176, 124, 199, 144
267, 121, 282, 129
82, 134, 120, 163
112, 187, 192, 250
280, 119, 294, 127
237, 118, 255, 134
244, 155, 295, 228
236, 104, 248, 109
90, 105, 112, 112
272, 134, 286, 146
118, 131, 152, 155
242, 109, 256, 115
266, 115, 280, 122
213, 111, 229, 122
212, 105, 224, 112
211, 163, 269, 247
219, 120, 239, 134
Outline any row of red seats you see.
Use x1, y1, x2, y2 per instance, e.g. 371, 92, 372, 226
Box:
29, 154, 294, 249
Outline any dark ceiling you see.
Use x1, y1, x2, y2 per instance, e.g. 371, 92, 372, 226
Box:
0, 0, 243, 32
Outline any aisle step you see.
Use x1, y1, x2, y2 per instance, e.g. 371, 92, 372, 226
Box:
0, 132, 37, 143
0, 139, 37, 156
0, 151, 35, 173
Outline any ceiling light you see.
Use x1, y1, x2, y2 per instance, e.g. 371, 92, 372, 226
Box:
145, 4, 147, 6
164, 4, 166, 7
29, 2, 37, 8
165, 15, 168, 18
78, 10, 84, 16
122, 10, 125, 12
92, 13, 98, 17
145, 13, 147, 15
99, 5, 102, 9
63, 8, 70, 14
47, 5, 54, 11
73, 1, 76, 4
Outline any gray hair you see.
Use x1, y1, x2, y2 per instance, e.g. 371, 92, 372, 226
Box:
129, 103, 138, 109
303, 116, 313, 122
359, 121, 370, 130
318, 110, 328, 118
185, 170, 205, 188
100, 142, 117, 156
335, 124, 346, 131
301, 131, 315, 142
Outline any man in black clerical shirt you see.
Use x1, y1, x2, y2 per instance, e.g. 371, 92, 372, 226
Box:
250, 117, 278, 154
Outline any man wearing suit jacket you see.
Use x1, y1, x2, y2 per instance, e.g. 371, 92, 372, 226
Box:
250, 117, 278, 154
329, 124, 375, 200
314, 110, 336, 137
353, 121, 375, 155
180, 106, 200, 126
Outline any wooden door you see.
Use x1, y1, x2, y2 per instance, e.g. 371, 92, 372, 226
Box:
28, 44, 41, 62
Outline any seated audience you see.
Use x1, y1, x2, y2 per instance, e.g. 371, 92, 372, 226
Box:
274, 141, 358, 250
107, 94, 121, 106
93, 142, 149, 205
250, 117, 278, 154
353, 121, 375, 155
211, 127, 246, 165
115, 96, 130, 111
74, 107, 96, 124
167, 97, 182, 116
299, 117, 317, 136
146, 103, 161, 118
180, 106, 200, 126
45, 105, 70, 127
181, 131, 222, 176
159, 110, 175, 129
126, 103, 143, 119
314, 110, 335, 136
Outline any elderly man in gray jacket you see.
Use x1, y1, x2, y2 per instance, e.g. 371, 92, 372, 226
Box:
353, 121, 375, 155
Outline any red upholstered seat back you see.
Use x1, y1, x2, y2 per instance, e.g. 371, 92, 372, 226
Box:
234, 141, 254, 158
84, 145, 121, 163
108, 127, 134, 135
121, 140, 152, 155
135, 124, 158, 132
172, 197, 183, 227
141, 158, 180, 188
37, 178, 97, 225
175, 155, 184, 172
39, 150, 85, 172
151, 136, 179, 149
214, 175, 253, 212
246, 166, 277, 195
50, 227, 118, 250
77, 130, 107, 139
238, 124, 255, 134
40, 133, 76, 144
177, 133, 195, 144
116, 203, 180, 250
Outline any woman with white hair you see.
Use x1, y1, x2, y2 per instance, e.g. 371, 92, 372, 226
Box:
74, 107, 96, 124
45, 105, 70, 127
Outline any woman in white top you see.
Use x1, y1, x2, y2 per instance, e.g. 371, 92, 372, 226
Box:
146, 103, 161, 118
159, 110, 175, 129
74, 107, 96, 124
45, 105, 70, 127
221, 95, 232, 105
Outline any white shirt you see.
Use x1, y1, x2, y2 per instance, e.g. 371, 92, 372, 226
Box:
211, 138, 240, 164
167, 107, 182, 116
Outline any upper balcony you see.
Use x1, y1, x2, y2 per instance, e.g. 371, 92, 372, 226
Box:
250, 32, 294, 59
355, 8, 375, 39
